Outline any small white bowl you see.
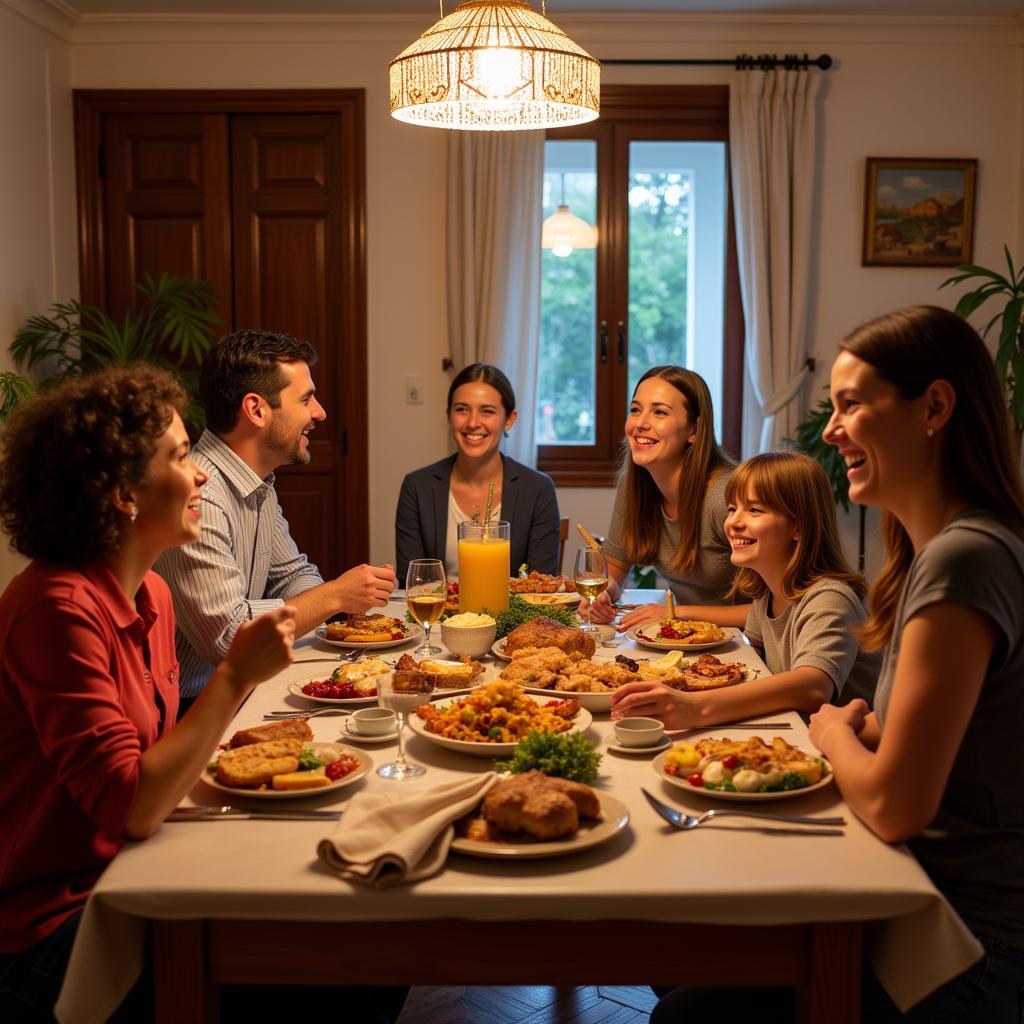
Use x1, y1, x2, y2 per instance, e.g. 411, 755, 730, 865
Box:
613, 716, 666, 749
350, 707, 397, 736
440, 619, 497, 658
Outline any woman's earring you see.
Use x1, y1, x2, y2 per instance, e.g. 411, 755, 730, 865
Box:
130, 507, 139, 524
926, 427, 935, 438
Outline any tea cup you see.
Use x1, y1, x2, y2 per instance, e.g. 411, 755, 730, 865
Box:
612, 716, 665, 748
350, 707, 397, 736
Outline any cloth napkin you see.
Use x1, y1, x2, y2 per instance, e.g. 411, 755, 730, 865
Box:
318, 772, 498, 887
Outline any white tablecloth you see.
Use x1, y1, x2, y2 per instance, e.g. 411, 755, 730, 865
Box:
56, 597, 981, 1023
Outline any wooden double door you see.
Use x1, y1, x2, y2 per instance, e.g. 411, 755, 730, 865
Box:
74, 91, 368, 578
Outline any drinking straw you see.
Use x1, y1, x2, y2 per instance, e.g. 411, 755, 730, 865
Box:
576, 522, 601, 551
484, 483, 494, 530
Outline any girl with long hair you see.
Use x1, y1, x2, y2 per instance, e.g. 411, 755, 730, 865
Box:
587, 366, 744, 631
611, 450, 878, 728
805, 305, 1024, 1021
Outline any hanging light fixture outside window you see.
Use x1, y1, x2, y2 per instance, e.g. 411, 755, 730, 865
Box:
542, 173, 597, 258
390, 1, 600, 132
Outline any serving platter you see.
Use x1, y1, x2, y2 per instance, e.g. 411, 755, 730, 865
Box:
203, 742, 370, 800
652, 749, 834, 802
628, 624, 734, 652
407, 694, 593, 758
314, 622, 422, 650
450, 791, 629, 859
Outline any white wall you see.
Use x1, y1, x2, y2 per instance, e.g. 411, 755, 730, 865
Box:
1, 10, 1019, 590
0, 0, 78, 587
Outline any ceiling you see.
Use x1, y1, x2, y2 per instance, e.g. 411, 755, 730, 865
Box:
63, 1, 1024, 17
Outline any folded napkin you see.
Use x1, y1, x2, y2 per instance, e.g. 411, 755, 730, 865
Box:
318, 772, 498, 887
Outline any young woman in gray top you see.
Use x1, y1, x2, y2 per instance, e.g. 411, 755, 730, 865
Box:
612, 451, 879, 729
807, 306, 1024, 1021
586, 366, 741, 632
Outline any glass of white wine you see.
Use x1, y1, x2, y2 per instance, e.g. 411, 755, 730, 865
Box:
406, 558, 446, 655
574, 545, 608, 636
376, 671, 435, 780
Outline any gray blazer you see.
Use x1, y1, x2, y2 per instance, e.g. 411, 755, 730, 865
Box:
395, 454, 561, 581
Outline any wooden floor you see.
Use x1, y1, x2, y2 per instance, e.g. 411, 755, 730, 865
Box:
398, 985, 658, 1024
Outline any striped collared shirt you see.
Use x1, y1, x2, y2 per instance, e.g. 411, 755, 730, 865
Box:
154, 430, 323, 698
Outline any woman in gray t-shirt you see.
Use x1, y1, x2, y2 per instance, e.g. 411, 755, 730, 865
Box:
587, 366, 739, 632
807, 306, 1024, 1021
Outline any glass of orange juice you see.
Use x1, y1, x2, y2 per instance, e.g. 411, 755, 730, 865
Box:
458, 520, 510, 615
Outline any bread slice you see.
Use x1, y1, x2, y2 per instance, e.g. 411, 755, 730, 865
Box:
215, 738, 303, 788
227, 718, 313, 748
271, 770, 331, 791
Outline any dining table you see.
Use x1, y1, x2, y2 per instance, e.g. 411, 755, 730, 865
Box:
55, 590, 981, 1024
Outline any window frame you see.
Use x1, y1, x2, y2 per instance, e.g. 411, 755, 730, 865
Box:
537, 85, 744, 486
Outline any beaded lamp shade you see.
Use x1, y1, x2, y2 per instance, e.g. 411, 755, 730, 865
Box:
389, 1, 600, 131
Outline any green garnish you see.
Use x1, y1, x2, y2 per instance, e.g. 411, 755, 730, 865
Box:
298, 749, 325, 772
492, 595, 578, 639
494, 730, 602, 784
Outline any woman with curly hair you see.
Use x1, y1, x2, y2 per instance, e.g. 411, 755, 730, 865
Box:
586, 366, 742, 630
0, 366, 296, 1021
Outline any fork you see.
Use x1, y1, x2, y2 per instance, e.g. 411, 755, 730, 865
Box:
338, 648, 363, 663
263, 707, 353, 720
640, 788, 846, 835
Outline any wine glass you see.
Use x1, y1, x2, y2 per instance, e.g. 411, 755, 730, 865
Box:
406, 559, 446, 655
574, 545, 608, 636
376, 671, 435, 780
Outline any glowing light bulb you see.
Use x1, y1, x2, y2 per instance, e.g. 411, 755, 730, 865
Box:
552, 242, 574, 258
474, 48, 525, 99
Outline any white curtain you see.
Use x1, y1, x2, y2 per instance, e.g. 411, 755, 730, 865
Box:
730, 69, 822, 455
446, 130, 545, 467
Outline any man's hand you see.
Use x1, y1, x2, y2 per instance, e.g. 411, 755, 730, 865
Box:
335, 563, 396, 613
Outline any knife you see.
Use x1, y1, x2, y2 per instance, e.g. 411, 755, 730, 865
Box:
168, 806, 341, 821
665, 722, 793, 733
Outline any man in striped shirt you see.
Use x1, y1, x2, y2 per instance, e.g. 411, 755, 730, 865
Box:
156, 329, 395, 705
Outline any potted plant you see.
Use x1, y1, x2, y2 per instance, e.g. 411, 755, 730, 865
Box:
0, 272, 219, 432
785, 390, 866, 571
939, 245, 1024, 451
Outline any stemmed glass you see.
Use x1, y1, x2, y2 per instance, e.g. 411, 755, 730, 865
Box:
406, 559, 446, 655
574, 545, 608, 636
376, 671, 435, 780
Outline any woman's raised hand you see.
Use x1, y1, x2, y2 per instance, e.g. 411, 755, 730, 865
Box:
581, 589, 617, 624
224, 605, 296, 689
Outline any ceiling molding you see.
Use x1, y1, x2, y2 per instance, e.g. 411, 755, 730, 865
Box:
70, 10, 1024, 47
2, 0, 79, 40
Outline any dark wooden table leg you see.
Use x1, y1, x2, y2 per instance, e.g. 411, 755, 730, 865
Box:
795, 921, 863, 1024
152, 920, 218, 1024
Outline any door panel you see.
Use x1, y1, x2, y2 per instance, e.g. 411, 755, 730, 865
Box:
101, 114, 232, 327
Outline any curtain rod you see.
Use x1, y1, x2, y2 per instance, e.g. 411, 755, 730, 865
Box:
600, 53, 833, 70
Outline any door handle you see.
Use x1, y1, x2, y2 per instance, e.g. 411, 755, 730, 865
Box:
617, 321, 626, 363
599, 320, 608, 364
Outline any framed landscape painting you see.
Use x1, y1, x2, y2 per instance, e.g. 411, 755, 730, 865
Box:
862, 157, 977, 267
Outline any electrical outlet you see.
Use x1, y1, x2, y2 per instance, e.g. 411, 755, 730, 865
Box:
405, 376, 424, 404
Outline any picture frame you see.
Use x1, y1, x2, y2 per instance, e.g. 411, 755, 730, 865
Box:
862, 157, 977, 267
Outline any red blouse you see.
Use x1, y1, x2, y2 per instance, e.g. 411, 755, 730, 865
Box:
0, 560, 179, 951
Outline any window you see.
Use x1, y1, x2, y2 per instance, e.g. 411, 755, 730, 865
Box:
536, 87, 743, 485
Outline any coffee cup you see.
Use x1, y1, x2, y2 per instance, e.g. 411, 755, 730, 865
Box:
350, 707, 396, 736
612, 716, 665, 748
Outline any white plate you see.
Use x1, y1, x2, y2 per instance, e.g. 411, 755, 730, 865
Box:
491, 638, 513, 662
341, 720, 399, 744
522, 686, 612, 714
314, 622, 423, 650
288, 678, 380, 706
606, 735, 672, 756
407, 693, 594, 758
450, 791, 629, 859
518, 592, 582, 608
651, 749, 834, 801
203, 742, 370, 799
628, 625, 735, 652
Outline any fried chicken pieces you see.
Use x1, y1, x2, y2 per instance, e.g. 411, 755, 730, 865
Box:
461, 771, 602, 842
500, 647, 687, 693
679, 654, 747, 691
504, 617, 596, 658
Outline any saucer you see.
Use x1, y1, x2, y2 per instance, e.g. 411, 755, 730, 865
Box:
605, 735, 672, 756
341, 720, 399, 744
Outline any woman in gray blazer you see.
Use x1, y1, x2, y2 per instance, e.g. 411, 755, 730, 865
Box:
395, 364, 561, 581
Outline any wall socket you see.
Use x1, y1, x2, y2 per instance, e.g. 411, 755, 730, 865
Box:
405, 376, 424, 404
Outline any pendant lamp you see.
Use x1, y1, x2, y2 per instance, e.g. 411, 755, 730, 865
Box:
542, 173, 597, 257
390, 1, 600, 132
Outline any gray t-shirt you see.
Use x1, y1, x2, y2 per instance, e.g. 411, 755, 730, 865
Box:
744, 578, 880, 707
604, 470, 734, 605
874, 511, 1024, 949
